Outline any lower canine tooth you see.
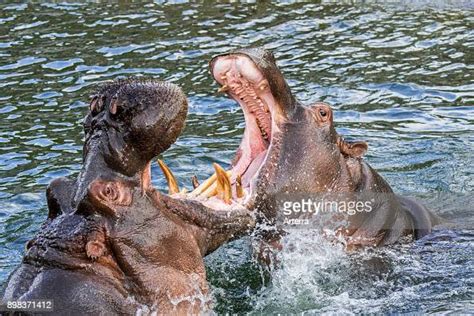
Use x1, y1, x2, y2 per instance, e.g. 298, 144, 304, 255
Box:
213, 163, 232, 204
157, 159, 180, 195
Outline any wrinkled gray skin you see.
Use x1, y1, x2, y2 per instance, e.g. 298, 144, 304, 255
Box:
1, 78, 255, 314
47, 78, 188, 217
210, 48, 440, 248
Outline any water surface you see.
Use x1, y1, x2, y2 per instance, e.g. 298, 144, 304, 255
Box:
0, 2, 473, 314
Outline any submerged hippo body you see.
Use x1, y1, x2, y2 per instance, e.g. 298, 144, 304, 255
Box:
3, 179, 254, 314
210, 48, 439, 248
2, 78, 254, 314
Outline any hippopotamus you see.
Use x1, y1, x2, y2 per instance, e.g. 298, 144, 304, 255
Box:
208, 48, 440, 249
1, 78, 255, 314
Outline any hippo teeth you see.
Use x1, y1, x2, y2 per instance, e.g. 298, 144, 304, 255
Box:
217, 85, 229, 93
191, 175, 200, 189
158, 159, 239, 204
213, 163, 232, 204
157, 159, 180, 195
236, 174, 244, 198
221, 75, 272, 140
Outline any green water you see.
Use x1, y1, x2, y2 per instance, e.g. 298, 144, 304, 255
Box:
0, 1, 473, 314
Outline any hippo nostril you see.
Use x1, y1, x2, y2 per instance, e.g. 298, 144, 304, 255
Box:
98, 95, 106, 111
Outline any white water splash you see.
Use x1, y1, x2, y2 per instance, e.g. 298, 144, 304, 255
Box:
252, 229, 348, 313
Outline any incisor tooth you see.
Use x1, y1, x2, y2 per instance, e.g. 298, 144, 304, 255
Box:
202, 182, 217, 198
190, 173, 217, 197
236, 174, 244, 198
191, 175, 199, 189
190, 169, 231, 197
218, 85, 229, 93
213, 163, 232, 204
157, 159, 180, 195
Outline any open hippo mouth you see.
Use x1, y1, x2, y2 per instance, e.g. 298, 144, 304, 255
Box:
208, 48, 296, 201
211, 54, 275, 192
159, 48, 295, 210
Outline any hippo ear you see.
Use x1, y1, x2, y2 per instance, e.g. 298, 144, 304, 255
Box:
337, 136, 368, 158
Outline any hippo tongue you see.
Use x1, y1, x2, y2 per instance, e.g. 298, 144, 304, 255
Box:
241, 149, 267, 188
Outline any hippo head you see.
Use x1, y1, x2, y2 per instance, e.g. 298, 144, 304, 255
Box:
48, 76, 253, 228
77, 177, 254, 304
209, 48, 368, 220
71, 78, 187, 208
83, 78, 187, 177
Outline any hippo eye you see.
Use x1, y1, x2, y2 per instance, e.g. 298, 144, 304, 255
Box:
311, 103, 332, 124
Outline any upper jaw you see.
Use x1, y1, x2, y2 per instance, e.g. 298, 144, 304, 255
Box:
210, 48, 297, 120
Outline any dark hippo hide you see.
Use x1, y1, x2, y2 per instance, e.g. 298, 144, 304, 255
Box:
1, 78, 255, 314
47, 78, 188, 217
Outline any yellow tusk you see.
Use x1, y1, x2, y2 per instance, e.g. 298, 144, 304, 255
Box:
157, 159, 180, 195
190, 169, 231, 198
202, 181, 217, 198
191, 175, 200, 189
236, 174, 244, 198
190, 173, 217, 197
218, 84, 229, 93
213, 163, 232, 204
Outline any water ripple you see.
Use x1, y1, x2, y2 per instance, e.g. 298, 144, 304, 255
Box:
0, 2, 472, 314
